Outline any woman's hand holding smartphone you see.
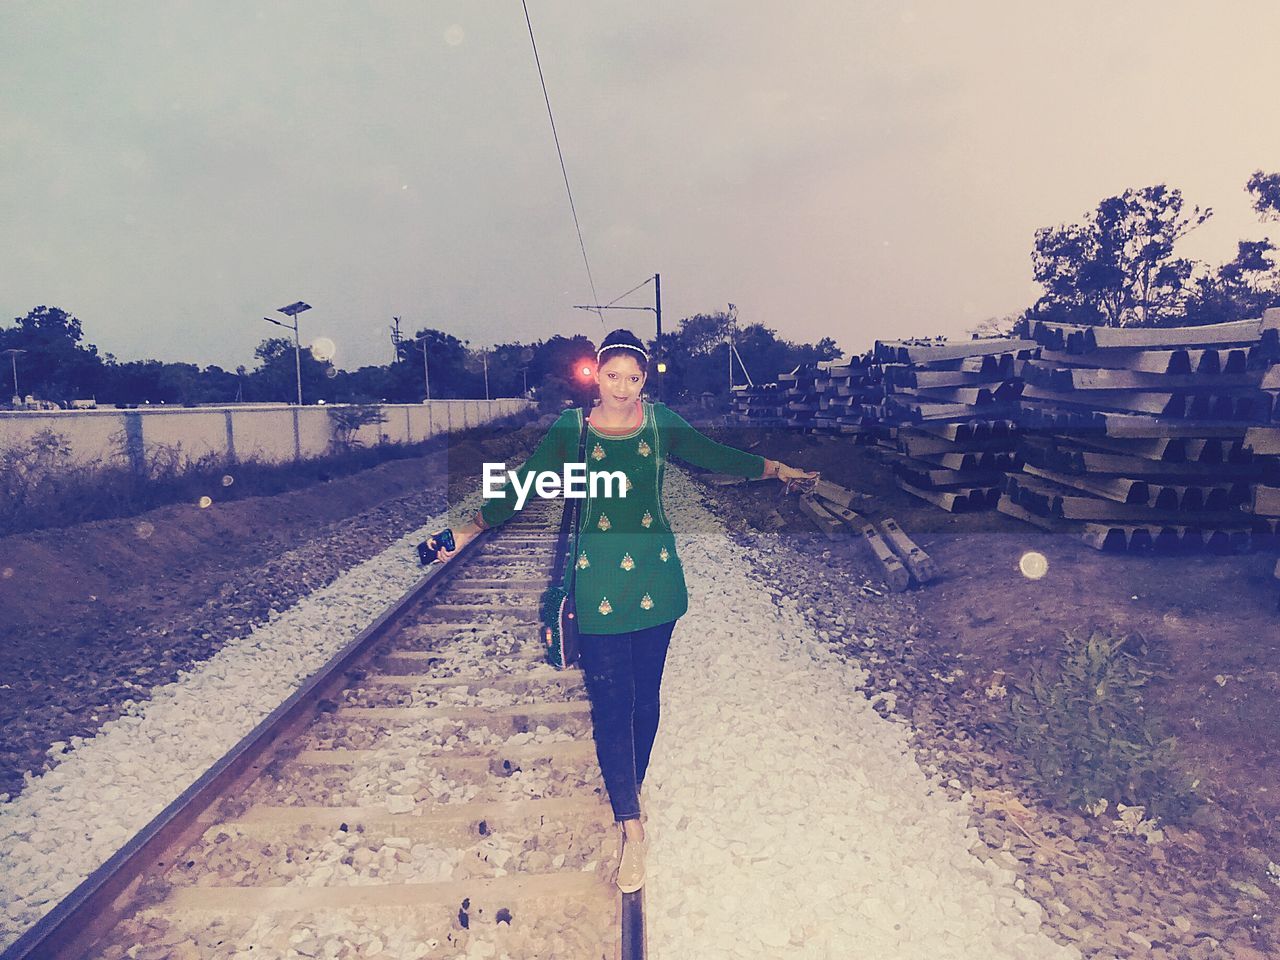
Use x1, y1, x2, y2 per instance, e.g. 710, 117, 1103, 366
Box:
419, 520, 481, 565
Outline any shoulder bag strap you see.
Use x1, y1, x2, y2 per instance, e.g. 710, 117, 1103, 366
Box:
562, 405, 591, 590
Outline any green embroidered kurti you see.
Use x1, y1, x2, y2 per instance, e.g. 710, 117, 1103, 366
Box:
478, 401, 766, 634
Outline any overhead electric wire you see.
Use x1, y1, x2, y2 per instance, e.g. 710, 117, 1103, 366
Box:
604, 275, 654, 309
521, 0, 604, 326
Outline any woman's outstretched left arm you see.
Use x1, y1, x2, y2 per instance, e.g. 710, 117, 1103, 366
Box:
653, 403, 818, 483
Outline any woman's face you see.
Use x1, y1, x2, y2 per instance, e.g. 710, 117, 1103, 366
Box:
595, 352, 647, 413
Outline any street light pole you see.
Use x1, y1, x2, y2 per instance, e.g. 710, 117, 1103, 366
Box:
518, 347, 534, 398
409, 332, 431, 401
1, 348, 25, 404
654, 272, 662, 339
728, 303, 734, 393
262, 301, 311, 405
293, 322, 302, 405
653, 273, 664, 402
422, 339, 431, 401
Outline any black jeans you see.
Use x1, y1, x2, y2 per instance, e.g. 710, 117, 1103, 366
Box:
577, 618, 677, 821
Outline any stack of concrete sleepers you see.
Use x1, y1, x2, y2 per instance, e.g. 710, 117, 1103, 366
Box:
777, 363, 820, 430
1244, 418, 1280, 607
1243, 339, 1280, 584
730, 382, 786, 426
1003, 312, 1280, 552
873, 336, 1039, 512
733, 356, 885, 435
812, 354, 883, 436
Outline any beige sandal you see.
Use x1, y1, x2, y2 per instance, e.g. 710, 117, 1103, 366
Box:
616, 827, 646, 893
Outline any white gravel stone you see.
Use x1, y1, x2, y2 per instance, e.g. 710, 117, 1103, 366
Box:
384, 795, 416, 815
645, 469, 1080, 960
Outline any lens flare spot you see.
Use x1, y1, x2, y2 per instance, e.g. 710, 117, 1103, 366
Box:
198, 495, 213, 509
325, 366, 338, 379
221, 474, 235, 487
1019, 551, 1049, 580
310, 337, 336, 363
1, 567, 13, 579
134, 521, 155, 540
444, 24, 465, 46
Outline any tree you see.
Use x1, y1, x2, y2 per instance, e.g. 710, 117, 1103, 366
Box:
651, 314, 842, 402
99, 359, 164, 404
528, 335, 594, 382
1246, 170, 1280, 221
1181, 172, 1280, 324
245, 337, 334, 403
0, 306, 105, 403
675, 312, 733, 356
526, 334, 597, 409
1183, 240, 1279, 325
327, 404, 387, 451
330, 364, 396, 404
488, 342, 536, 398
389, 328, 472, 400
194, 365, 240, 404
967, 313, 1021, 339
1031, 185, 1211, 327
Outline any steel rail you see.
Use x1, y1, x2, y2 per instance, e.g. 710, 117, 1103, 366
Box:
3, 526, 498, 960
2, 506, 645, 960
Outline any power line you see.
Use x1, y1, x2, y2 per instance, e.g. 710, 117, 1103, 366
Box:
521, 0, 604, 326
604, 275, 655, 309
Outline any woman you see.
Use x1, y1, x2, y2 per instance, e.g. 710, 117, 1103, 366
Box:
432, 328, 818, 892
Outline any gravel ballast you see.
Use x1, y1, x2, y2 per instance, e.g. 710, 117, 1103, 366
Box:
3, 466, 1084, 958
645, 469, 1079, 959
0, 491, 487, 951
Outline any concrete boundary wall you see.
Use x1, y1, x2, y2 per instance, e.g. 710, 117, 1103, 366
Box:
0, 400, 533, 468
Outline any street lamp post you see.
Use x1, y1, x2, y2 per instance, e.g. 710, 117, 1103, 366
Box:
519, 347, 534, 396
1, 348, 25, 405
262, 301, 311, 405
412, 333, 431, 401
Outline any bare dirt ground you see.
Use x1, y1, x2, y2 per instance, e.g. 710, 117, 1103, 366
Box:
0, 417, 547, 801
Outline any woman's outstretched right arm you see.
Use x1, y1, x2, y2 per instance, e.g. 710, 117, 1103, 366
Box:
433, 409, 579, 562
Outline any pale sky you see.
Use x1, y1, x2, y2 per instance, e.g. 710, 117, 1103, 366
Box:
2, 1, 1278, 373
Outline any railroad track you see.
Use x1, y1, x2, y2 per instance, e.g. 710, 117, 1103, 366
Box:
4, 502, 644, 960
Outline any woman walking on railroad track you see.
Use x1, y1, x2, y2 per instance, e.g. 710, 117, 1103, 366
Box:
431, 328, 818, 893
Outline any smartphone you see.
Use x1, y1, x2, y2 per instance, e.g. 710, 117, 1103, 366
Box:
417, 528, 456, 565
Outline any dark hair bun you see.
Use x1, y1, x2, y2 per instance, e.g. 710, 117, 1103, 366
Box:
597, 328, 649, 372
600, 328, 644, 351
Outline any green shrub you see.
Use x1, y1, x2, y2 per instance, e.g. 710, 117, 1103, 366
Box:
994, 627, 1202, 823
327, 404, 388, 452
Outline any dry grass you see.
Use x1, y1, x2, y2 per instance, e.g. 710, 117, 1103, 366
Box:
0, 411, 536, 537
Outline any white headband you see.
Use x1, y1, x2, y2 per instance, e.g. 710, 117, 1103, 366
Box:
596, 342, 649, 363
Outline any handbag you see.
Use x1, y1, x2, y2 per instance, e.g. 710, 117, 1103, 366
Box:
542, 406, 590, 669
